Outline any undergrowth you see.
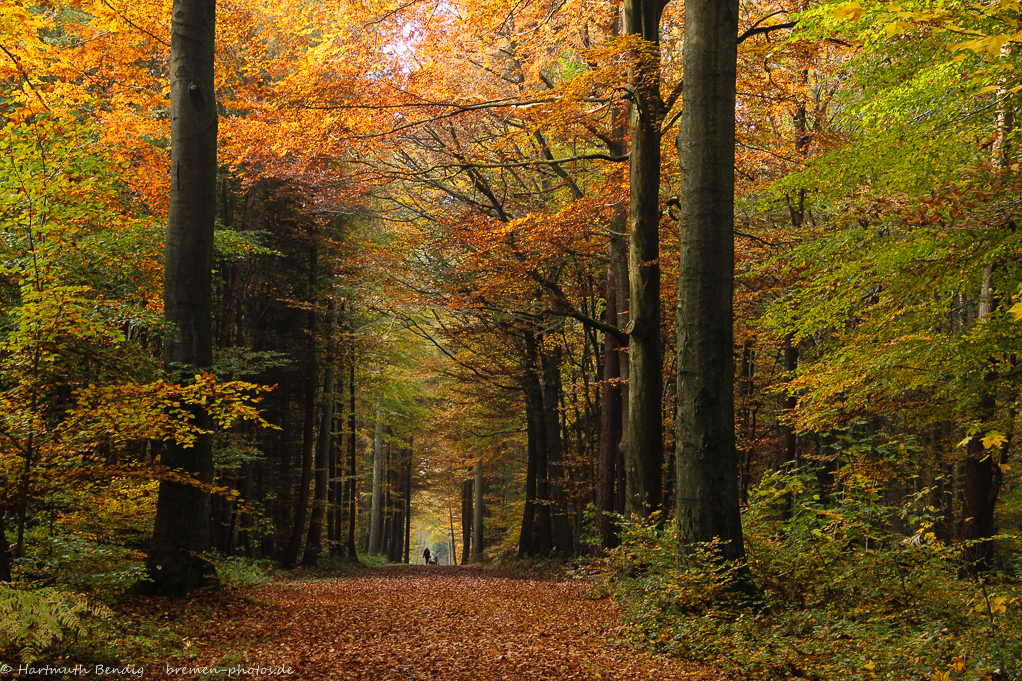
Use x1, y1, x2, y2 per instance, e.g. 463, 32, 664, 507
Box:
0, 585, 112, 664
590, 469, 1022, 681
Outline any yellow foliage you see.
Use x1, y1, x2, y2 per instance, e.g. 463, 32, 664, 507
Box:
832, 2, 866, 22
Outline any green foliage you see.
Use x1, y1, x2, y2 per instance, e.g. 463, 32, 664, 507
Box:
312, 554, 361, 572
599, 472, 1022, 680
359, 552, 393, 568
26, 535, 148, 598
757, 0, 1022, 438
0, 584, 112, 664
201, 552, 273, 589
214, 228, 282, 260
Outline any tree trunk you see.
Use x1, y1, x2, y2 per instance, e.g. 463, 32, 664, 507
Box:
404, 437, 412, 563
542, 346, 573, 554
144, 0, 218, 596
282, 246, 318, 568
448, 506, 458, 565
346, 362, 359, 561
959, 265, 999, 577
517, 396, 539, 558
960, 432, 995, 576
611, 216, 630, 517
473, 458, 484, 562
596, 261, 622, 549
675, 0, 747, 564
737, 340, 756, 505
367, 408, 385, 554
525, 333, 553, 554
328, 371, 339, 546
461, 477, 473, 564
778, 333, 799, 520
304, 295, 337, 566
623, 0, 665, 520
608, 9, 631, 508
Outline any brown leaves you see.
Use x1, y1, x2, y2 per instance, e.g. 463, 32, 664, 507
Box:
125, 568, 721, 680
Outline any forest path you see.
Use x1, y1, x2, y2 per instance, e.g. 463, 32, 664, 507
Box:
155, 566, 719, 680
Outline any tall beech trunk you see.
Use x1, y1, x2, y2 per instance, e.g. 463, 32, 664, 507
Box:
404, 437, 412, 563
303, 296, 337, 566
367, 408, 385, 554
542, 346, 573, 554
327, 371, 339, 546
346, 362, 359, 561
778, 333, 799, 520
527, 333, 554, 554
596, 261, 622, 549
623, 0, 665, 519
960, 265, 1000, 577
608, 10, 631, 510
605, 58, 629, 527
386, 434, 405, 563
517, 394, 540, 557
144, 0, 218, 596
386, 445, 403, 562
282, 246, 318, 568
461, 477, 473, 564
675, 0, 747, 564
448, 506, 458, 564
611, 217, 630, 517
737, 341, 756, 505
473, 458, 484, 562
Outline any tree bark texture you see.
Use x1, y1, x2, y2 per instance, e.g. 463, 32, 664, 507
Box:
304, 295, 337, 566
525, 334, 554, 554
461, 477, 473, 565
473, 458, 484, 562
517, 398, 539, 558
623, 0, 665, 520
542, 345, 573, 554
283, 246, 318, 568
596, 260, 622, 549
675, 0, 747, 563
959, 264, 999, 577
146, 0, 218, 596
404, 437, 412, 563
368, 408, 384, 554
346, 363, 359, 561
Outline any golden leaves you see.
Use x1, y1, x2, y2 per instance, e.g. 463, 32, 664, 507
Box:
957, 431, 1007, 451
831, 2, 865, 22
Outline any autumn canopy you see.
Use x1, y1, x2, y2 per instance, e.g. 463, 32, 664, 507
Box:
1, 0, 1022, 676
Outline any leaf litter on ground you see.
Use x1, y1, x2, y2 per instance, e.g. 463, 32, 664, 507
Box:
113, 566, 722, 680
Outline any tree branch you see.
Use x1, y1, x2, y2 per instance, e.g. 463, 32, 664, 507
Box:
737, 21, 798, 45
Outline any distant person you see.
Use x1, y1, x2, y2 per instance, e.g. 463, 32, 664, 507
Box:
423, 547, 431, 565
430, 555, 438, 565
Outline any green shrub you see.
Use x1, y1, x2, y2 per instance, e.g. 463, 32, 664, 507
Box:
0, 584, 112, 664
599, 470, 1022, 681
28, 534, 148, 599
201, 553, 273, 589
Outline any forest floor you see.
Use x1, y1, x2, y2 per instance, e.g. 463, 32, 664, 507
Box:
110, 565, 721, 680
